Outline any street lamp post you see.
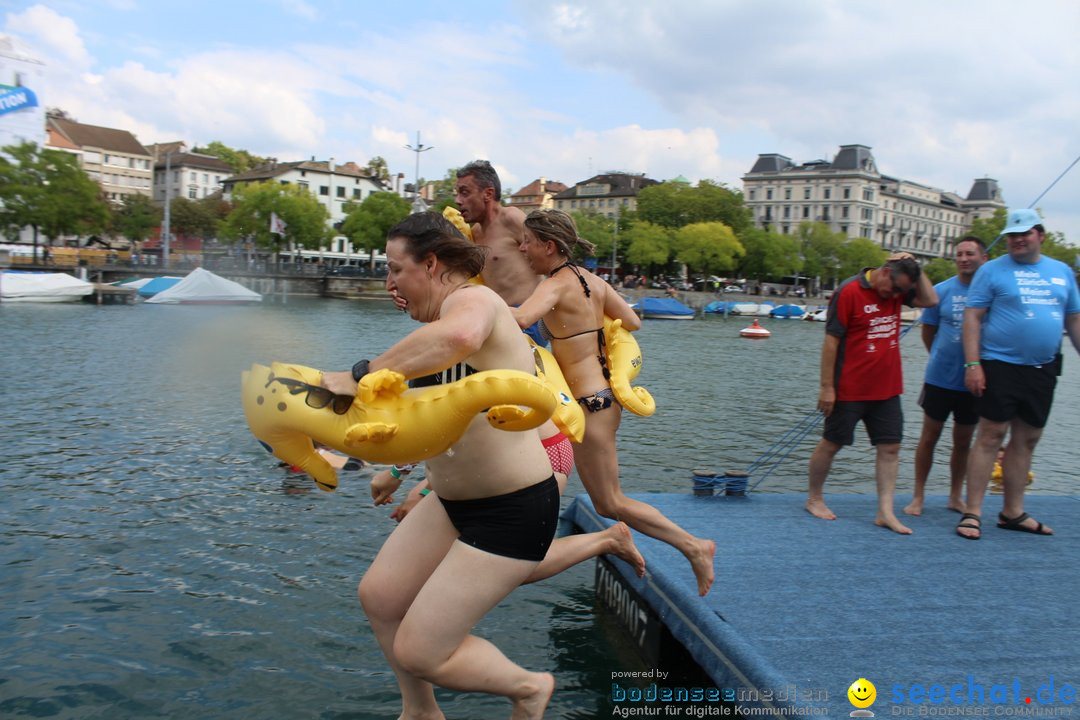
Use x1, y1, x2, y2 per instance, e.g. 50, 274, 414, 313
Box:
162, 151, 172, 268
610, 215, 619, 285
404, 131, 433, 213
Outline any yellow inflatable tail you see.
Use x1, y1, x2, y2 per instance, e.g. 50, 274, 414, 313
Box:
528, 339, 585, 442
604, 317, 656, 417
242, 363, 557, 491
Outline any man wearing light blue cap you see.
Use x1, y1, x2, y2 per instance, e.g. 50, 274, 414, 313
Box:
956, 209, 1080, 539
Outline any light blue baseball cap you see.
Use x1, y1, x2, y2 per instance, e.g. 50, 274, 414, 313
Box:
1002, 208, 1042, 235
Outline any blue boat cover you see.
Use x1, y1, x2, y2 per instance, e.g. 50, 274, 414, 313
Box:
770, 304, 805, 318
137, 276, 182, 298
639, 297, 695, 317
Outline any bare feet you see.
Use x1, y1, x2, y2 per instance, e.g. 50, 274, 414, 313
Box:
875, 514, 913, 535
902, 497, 924, 516
805, 498, 837, 520
605, 522, 646, 578
686, 539, 716, 596
511, 672, 555, 720
947, 497, 965, 513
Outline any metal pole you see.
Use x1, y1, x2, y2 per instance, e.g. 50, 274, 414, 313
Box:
162, 151, 171, 268
610, 216, 618, 284
404, 131, 434, 213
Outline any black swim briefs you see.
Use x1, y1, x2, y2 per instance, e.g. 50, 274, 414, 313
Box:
439, 475, 559, 562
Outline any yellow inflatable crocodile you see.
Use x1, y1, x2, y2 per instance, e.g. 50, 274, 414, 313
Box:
242, 363, 558, 491
604, 317, 656, 417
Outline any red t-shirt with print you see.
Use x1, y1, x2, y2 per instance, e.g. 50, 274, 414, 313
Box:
825, 270, 909, 401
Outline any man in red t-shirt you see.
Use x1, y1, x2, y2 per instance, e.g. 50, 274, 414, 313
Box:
807, 253, 937, 534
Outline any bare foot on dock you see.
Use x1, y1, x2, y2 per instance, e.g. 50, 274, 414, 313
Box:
902, 497, 924, 516
605, 522, 646, 577
875, 514, 913, 535
687, 539, 716, 596
947, 497, 965, 514
511, 672, 555, 720
805, 499, 837, 520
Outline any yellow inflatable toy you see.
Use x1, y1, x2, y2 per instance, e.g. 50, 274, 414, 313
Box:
443, 206, 474, 241
242, 363, 558, 491
529, 339, 585, 442
604, 317, 656, 417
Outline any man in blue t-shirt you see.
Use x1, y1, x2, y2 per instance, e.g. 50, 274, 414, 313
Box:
956, 209, 1080, 540
904, 236, 987, 517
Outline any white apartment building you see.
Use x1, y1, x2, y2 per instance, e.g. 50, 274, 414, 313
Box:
0, 34, 45, 149
222, 158, 389, 252
46, 114, 152, 203
742, 144, 1005, 259
146, 142, 232, 202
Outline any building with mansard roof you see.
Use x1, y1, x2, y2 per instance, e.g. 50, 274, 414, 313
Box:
742, 144, 1005, 259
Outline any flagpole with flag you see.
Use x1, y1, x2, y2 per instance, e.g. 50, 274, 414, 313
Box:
269, 212, 287, 236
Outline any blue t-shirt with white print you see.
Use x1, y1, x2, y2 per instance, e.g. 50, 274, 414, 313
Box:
966, 254, 1080, 366
922, 276, 970, 391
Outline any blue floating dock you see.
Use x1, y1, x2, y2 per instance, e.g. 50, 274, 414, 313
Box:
565, 492, 1080, 715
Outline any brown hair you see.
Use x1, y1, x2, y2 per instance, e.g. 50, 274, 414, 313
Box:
524, 209, 596, 258
387, 212, 486, 279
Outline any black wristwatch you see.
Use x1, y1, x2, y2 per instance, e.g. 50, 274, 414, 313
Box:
351, 359, 371, 382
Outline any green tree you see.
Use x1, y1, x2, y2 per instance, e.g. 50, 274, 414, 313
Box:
923, 257, 955, 284
739, 228, 802, 281
218, 181, 330, 260
621, 221, 672, 269
191, 141, 267, 174
366, 156, 391, 185
0, 141, 110, 256
112, 193, 161, 243
672, 221, 744, 275
636, 180, 752, 236
796, 222, 845, 282
569, 210, 616, 261
969, 208, 1007, 257
419, 167, 460, 206
837, 237, 887, 278
340, 191, 411, 267
168, 197, 218, 239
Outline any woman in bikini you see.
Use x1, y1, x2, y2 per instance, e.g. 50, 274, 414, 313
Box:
512, 209, 716, 597
320, 212, 558, 718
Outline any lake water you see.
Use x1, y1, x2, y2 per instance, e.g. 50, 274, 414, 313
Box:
2, 299, 1077, 718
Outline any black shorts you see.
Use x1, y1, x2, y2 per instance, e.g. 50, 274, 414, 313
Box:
439, 476, 559, 562
823, 396, 903, 446
976, 360, 1058, 429
919, 383, 978, 425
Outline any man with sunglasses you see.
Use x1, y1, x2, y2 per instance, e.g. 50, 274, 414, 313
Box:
806, 252, 937, 534
956, 209, 1080, 539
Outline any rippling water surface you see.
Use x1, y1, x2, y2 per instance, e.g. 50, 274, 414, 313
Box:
2, 299, 1076, 718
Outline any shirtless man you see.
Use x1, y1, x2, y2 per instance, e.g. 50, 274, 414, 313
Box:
455, 160, 539, 307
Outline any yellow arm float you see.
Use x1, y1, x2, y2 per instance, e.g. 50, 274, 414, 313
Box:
528, 338, 585, 442
442, 206, 474, 241
604, 316, 656, 417
242, 363, 558, 492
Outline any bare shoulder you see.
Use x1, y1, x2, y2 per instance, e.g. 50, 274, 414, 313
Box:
496, 205, 527, 235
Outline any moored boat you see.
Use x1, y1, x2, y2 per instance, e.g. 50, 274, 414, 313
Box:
637, 296, 695, 320
0, 271, 94, 302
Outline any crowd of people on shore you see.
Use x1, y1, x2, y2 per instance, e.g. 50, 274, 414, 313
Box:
269, 159, 1078, 717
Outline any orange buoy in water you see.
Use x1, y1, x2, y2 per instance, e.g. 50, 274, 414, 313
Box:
740, 319, 771, 339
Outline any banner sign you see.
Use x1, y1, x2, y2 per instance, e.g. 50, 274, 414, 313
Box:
0, 86, 39, 117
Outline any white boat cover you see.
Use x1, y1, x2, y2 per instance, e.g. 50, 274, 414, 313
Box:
145, 267, 262, 304
0, 271, 94, 302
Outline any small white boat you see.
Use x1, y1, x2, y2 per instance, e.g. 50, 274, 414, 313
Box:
730, 302, 761, 315
0, 271, 94, 302
740, 319, 771, 338
804, 309, 828, 322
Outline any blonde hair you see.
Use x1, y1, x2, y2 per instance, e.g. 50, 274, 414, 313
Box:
524, 209, 596, 258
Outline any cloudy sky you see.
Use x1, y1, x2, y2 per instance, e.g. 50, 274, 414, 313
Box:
4, 0, 1079, 242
